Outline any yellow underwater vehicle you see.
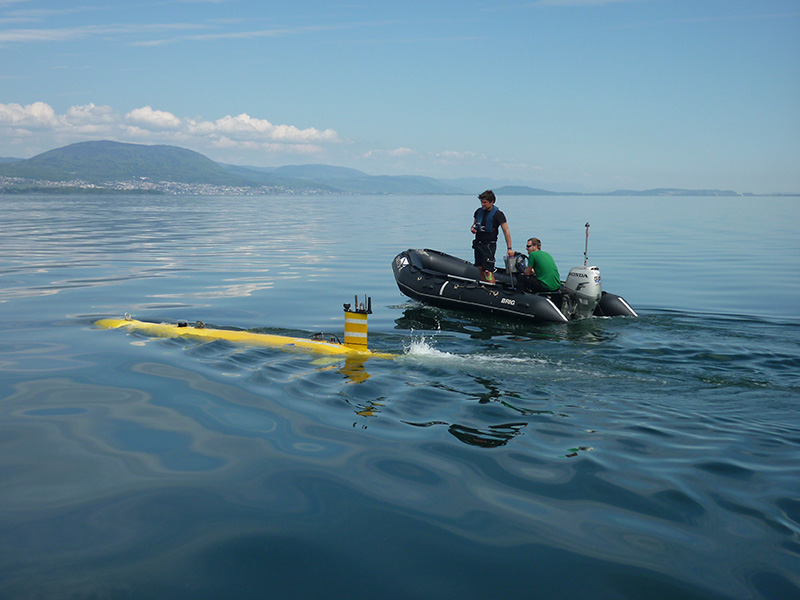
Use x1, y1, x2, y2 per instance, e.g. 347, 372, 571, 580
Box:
95, 296, 394, 383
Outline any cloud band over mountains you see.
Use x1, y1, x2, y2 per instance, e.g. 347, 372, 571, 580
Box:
0, 101, 339, 155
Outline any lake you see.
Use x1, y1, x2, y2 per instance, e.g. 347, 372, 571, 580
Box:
1, 193, 799, 599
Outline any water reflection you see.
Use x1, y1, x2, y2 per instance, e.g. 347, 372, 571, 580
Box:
404, 420, 528, 448
313, 355, 373, 384
394, 306, 617, 343
344, 396, 386, 419
3, 195, 800, 599
391, 372, 578, 451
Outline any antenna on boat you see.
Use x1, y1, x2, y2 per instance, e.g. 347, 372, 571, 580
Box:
584, 222, 590, 266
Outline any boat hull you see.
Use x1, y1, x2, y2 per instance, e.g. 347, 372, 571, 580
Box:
392, 249, 636, 323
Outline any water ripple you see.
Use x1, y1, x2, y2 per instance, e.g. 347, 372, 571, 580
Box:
2, 195, 800, 599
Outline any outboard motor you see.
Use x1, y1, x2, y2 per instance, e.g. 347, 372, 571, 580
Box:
564, 265, 602, 319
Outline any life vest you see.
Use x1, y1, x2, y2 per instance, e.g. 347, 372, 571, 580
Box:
474, 205, 499, 241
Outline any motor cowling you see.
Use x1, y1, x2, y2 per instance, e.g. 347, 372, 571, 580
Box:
564, 265, 602, 318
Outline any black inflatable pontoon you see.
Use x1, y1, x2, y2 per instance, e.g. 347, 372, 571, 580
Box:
392, 248, 637, 324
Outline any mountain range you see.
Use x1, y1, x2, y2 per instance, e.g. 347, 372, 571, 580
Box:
0, 141, 467, 195
0, 140, 759, 196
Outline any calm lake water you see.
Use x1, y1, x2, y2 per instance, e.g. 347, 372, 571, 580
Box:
1, 193, 799, 599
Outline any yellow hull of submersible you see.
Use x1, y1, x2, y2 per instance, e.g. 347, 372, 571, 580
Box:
95, 317, 394, 360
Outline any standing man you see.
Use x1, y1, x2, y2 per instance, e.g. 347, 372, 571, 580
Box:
471, 190, 513, 283
519, 237, 561, 292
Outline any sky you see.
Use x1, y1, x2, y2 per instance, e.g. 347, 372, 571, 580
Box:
1, 0, 798, 193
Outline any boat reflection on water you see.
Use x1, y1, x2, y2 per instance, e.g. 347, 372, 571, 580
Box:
405, 420, 527, 448
389, 308, 608, 456
393, 305, 619, 343
402, 419, 592, 456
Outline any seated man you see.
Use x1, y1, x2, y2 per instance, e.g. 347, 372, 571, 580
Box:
517, 237, 561, 292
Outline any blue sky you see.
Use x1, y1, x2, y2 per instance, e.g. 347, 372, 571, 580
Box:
1, 0, 798, 193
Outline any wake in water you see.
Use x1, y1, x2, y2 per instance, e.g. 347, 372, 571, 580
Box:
390, 305, 800, 396
397, 332, 576, 379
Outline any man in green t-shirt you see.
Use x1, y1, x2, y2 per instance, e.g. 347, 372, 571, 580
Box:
519, 237, 561, 292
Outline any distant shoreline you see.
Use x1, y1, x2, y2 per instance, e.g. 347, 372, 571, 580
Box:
1, 179, 796, 198
1, 141, 796, 197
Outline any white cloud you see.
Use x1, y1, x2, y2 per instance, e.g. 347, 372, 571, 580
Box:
65, 103, 116, 124
0, 14, 336, 48
0, 22, 210, 45
0, 101, 60, 128
188, 112, 337, 143
0, 101, 339, 156
436, 150, 483, 160
363, 147, 414, 158
126, 106, 183, 130
0, 26, 90, 43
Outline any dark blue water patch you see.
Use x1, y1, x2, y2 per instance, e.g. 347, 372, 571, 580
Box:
651, 488, 707, 524
749, 572, 800, 600
104, 419, 224, 472
47, 474, 726, 600
601, 313, 800, 391
712, 494, 798, 539
1, 486, 248, 598
649, 308, 800, 328
777, 497, 800, 532
371, 456, 445, 485
161, 387, 284, 439
177, 529, 720, 600
119, 360, 301, 442
695, 460, 756, 479
624, 423, 677, 439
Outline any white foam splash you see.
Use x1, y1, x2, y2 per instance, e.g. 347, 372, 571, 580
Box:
403, 336, 454, 358
397, 334, 552, 376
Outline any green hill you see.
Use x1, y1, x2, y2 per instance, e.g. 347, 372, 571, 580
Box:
0, 140, 257, 186
271, 165, 463, 194
272, 164, 370, 180
224, 163, 464, 194
0, 142, 459, 193
220, 164, 342, 192
494, 185, 560, 196
605, 188, 740, 197
1, 141, 761, 196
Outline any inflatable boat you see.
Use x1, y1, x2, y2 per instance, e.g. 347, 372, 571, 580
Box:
392, 248, 637, 324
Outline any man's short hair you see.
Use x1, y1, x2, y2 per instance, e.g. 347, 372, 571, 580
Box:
478, 190, 496, 203
528, 237, 542, 247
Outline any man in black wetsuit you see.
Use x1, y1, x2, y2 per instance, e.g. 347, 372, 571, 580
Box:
471, 190, 513, 283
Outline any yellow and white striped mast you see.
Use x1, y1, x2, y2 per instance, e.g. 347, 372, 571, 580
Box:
343, 295, 372, 350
